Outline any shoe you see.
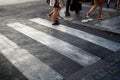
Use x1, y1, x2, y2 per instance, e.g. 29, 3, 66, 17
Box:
115, 4, 117, 9
98, 15, 103, 20
117, 6, 119, 11
47, 13, 52, 18
75, 10, 80, 14
107, 4, 109, 8
65, 12, 70, 17
86, 13, 90, 18
52, 20, 60, 25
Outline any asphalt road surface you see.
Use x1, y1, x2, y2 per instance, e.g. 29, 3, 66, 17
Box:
0, 0, 120, 80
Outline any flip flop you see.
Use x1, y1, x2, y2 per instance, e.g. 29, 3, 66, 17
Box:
81, 19, 88, 23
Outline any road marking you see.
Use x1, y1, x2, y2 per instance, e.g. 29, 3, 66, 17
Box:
7, 22, 100, 66
0, 34, 20, 50
0, 33, 63, 80
30, 18, 120, 52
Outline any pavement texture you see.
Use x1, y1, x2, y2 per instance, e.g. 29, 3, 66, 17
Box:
0, 1, 120, 80
66, 50, 120, 80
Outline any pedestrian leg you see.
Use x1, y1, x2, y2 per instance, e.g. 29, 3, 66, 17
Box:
52, 8, 60, 25
98, 0, 103, 19
117, 0, 120, 10
107, 0, 110, 8
65, 0, 71, 16
47, 10, 53, 18
87, 0, 98, 17
115, 0, 117, 9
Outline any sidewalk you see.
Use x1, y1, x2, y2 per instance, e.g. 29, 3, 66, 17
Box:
60, 4, 120, 35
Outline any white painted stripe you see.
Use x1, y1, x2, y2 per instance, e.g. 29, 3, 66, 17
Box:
0, 34, 63, 80
30, 18, 120, 52
7, 23, 100, 66
0, 34, 20, 50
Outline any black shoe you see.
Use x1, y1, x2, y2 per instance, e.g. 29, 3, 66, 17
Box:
115, 4, 117, 9
52, 20, 60, 25
65, 12, 70, 17
107, 4, 109, 8
75, 10, 79, 14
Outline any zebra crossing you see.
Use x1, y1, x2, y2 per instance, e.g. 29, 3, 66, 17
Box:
0, 17, 120, 80
7, 22, 100, 66
30, 18, 120, 52
0, 33, 63, 80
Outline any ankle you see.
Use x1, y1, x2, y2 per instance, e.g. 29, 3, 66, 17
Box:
98, 15, 103, 20
86, 12, 91, 18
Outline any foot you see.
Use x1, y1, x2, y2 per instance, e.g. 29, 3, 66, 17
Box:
75, 10, 80, 14
52, 20, 60, 25
65, 12, 70, 17
47, 13, 52, 18
117, 6, 119, 11
86, 12, 90, 18
107, 4, 109, 8
115, 4, 117, 9
98, 15, 103, 20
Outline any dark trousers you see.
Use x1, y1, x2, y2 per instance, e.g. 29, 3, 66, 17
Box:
65, 0, 71, 13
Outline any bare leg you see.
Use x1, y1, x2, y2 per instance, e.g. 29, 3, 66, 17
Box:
98, 0, 103, 16
52, 8, 60, 23
47, 10, 53, 18
88, 0, 98, 14
107, 0, 110, 4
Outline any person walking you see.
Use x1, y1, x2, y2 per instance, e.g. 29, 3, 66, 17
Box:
47, 0, 65, 25
65, 0, 82, 17
86, 0, 104, 20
